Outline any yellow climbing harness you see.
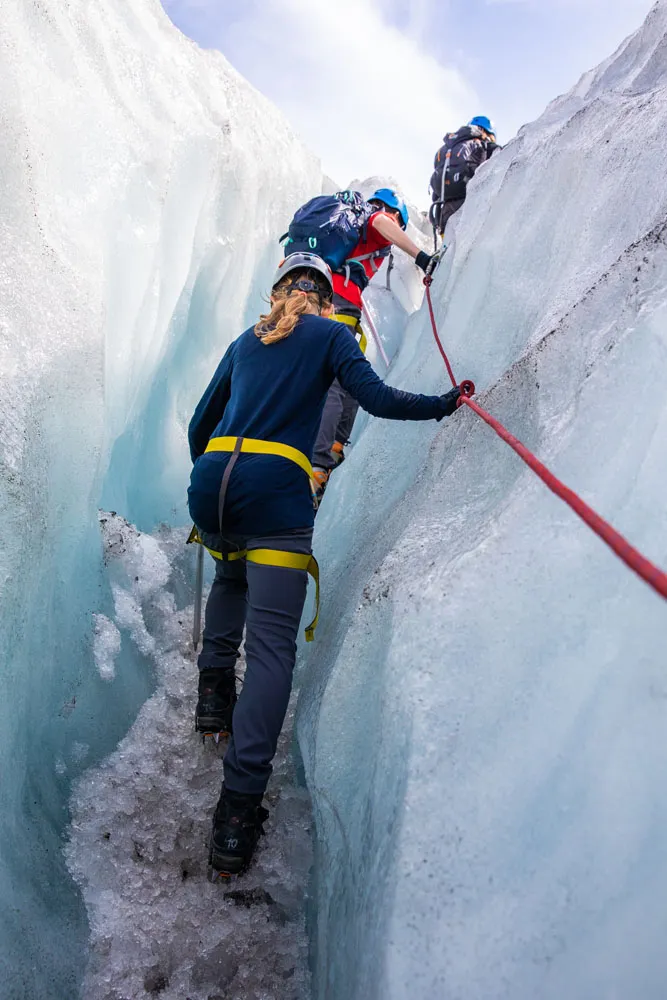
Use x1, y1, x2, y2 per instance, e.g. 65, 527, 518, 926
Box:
188, 526, 320, 642
190, 435, 320, 640
333, 313, 367, 355
205, 435, 314, 479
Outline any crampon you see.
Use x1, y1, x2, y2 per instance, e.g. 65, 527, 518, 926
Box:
195, 668, 236, 745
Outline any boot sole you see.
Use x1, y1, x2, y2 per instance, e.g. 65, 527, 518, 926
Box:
208, 849, 249, 880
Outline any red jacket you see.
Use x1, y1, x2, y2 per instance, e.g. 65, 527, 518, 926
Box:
332, 211, 391, 309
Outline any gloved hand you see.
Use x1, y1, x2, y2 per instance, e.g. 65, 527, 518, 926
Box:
416, 249, 444, 276
437, 386, 461, 418
415, 250, 434, 274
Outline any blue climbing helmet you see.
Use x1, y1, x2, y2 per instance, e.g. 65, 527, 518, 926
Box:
469, 115, 496, 138
369, 188, 409, 230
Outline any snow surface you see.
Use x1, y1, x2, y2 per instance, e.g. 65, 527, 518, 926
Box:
0, 0, 319, 995
299, 3, 667, 998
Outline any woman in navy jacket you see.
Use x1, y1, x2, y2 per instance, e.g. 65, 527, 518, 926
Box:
188, 252, 460, 877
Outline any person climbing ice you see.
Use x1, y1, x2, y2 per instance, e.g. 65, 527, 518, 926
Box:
282, 188, 440, 504
187, 252, 461, 877
429, 116, 500, 241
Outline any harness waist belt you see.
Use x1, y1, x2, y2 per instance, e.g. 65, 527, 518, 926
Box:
333, 312, 367, 355
205, 436, 313, 480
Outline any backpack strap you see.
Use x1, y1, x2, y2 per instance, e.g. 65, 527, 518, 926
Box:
342, 249, 389, 286
340, 260, 370, 286
441, 149, 452, 203
347, 250, 382, 266
348, 246, 390, 267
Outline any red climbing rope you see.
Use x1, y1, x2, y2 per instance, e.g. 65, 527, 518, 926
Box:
424, 274, 457, 387
423, 276, 667, 601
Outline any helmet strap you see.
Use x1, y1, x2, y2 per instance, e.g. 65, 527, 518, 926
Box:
285, 277, 326, 312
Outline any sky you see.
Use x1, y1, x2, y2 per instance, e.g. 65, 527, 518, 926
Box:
161, 0, 655, 206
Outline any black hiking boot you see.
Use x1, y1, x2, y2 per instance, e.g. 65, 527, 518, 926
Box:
195, 668, 236, 740
208, 788, 269, 879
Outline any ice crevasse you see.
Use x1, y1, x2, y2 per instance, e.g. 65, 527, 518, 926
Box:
1, 1, 667, 999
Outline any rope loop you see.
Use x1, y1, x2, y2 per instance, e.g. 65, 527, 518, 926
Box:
457, 379, 475, 407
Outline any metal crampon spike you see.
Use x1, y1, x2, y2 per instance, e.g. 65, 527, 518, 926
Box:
207, 866, 233, 884
201, 730, 230, 747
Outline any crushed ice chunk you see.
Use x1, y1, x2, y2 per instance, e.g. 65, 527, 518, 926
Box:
92, 613, 121, 681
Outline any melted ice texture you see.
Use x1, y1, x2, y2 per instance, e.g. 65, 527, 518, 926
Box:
2, 0, 667, 997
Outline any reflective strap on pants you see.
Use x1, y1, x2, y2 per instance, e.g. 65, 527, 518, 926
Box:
187, 528, 320, 642
333, 312, 367, 355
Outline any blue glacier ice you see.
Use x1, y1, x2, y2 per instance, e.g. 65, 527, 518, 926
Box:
1, 0, 667, 997
0, 0, 319, 996
298, 4, 667, 997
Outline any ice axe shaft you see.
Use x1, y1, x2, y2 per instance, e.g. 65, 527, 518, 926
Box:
193, 542, 204, 650
361, 303, 390, 368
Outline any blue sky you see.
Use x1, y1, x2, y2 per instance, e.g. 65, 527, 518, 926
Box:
161, 0, 654, 205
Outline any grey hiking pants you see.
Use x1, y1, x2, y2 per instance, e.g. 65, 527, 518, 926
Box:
312, 380, 359, 470
312, 293, 361, 471
197, 527, 313, 797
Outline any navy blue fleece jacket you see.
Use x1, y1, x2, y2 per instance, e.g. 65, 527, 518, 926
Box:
188, 314, 448, 535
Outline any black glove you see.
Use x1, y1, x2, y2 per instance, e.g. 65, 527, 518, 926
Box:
437, 386, 461, 418
415, 250, 433, 274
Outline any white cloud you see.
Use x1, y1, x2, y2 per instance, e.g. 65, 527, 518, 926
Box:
486, 0, 649, 5
484, 0, 653, 22
164, 0, 657, 207
217, 0, 477, 205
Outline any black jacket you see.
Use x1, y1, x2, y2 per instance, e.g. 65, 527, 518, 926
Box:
429, 125, 497, 204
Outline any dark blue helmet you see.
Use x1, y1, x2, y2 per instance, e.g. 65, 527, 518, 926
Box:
370, 188, 409, 230
469, 116, 496, 138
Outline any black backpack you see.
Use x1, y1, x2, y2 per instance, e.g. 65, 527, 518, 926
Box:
430, 127, 485, 204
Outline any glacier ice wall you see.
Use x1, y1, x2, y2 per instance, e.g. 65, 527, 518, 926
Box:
298, 4, 667, 998
0, 1, 319, 995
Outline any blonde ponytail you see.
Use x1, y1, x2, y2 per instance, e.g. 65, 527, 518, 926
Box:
254, 275, 330, 345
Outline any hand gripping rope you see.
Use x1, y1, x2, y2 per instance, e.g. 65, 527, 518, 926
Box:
423, 275, 667, 601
